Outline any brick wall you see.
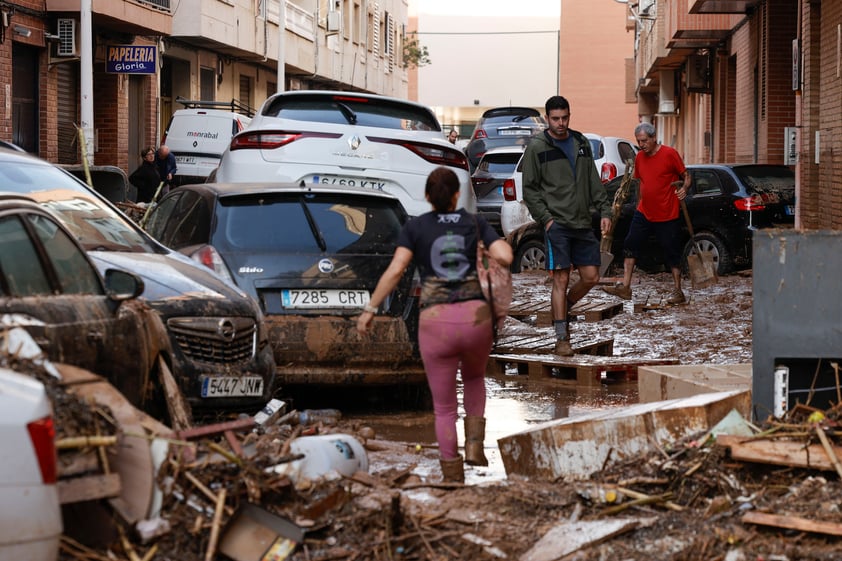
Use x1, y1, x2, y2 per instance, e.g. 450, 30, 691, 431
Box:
817, 0, 842, 229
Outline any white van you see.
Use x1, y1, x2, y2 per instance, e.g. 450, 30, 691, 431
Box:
161, 98, 253, 186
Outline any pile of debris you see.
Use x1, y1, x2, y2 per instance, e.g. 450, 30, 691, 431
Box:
5, 337, 842, 560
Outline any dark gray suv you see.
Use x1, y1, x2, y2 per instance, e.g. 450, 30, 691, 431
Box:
465, 106, 546, 171
144, 182, 428, 401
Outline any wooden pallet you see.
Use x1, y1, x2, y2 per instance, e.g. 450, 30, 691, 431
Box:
510, 300, 625, 326
486, 353, 679, 386
494, 335, 614, 357
632, 290, 694, 312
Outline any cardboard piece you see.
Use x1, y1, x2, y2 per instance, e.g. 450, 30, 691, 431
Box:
219, 503, 303, 561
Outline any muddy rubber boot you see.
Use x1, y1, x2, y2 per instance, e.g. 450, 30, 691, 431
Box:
464, 416, 489, 466
439, 455, 465, 483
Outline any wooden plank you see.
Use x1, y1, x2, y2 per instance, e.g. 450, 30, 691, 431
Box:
487, 352, 677, 384
742, 511, 842, 537
520, 517, 653, 561
158, 356, 193, 431
58, 473, 121, 504
716, 434, 842, 472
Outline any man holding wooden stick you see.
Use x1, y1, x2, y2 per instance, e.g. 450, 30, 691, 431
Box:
603, 122, 691, 305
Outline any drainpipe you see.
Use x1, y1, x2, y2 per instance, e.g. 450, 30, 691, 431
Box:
277, 0, 285, 92
794, 0, 802, 230
80, 0, 94, 166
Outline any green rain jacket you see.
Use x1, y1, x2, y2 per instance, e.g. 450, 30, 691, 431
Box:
522, 129, 611, 230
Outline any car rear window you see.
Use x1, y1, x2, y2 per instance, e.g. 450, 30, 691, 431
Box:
261, 94, 440, 132
732, 166, 795, 195
213, 193, 406, 254
477, 153, 522, 174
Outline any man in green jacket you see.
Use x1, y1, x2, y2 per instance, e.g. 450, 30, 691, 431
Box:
522, 95, 612, 356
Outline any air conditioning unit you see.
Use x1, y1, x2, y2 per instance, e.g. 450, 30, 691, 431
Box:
658, 70, 676, 114
686, 54, 710, 92
56, 18, 77, 57
326, 11, 340, 33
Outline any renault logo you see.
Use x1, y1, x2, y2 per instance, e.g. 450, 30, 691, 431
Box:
348, 135, 361, 151
217, 319, 236, 341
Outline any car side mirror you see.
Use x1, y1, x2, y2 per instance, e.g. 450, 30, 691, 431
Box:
103, 268, 144, 301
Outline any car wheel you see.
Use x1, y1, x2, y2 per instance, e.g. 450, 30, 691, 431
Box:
682, 232, 732, 275
513, 239, 547, 273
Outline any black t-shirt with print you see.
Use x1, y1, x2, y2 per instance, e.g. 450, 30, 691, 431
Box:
398, 209, 500, 282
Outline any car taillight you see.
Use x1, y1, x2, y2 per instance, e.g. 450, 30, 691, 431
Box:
367, 137, 469, 171
473, 129, 487, 140
600, 163, 617, 183
27, 416, 57, 484
734, 194, 770, 212
503, 178, 517, 201
230, 131, 341, 150
190, 245, 236, 285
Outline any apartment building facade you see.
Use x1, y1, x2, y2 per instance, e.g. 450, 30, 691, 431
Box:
0, 0, 409, 176
625, 0, 839, 229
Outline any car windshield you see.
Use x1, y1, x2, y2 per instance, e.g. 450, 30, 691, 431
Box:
731, 165, 795, 195
261, 94, 440, 131
0, 161, 156, 253
212, 192, 405, 254
483, 115, 544, 128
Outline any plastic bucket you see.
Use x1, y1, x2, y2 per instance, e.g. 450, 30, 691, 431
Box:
273, 434, 368, 482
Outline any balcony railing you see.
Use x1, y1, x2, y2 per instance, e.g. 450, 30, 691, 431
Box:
137, 0, 171, 12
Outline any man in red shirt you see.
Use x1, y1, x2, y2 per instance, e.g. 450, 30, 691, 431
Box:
603, 122, 691, 304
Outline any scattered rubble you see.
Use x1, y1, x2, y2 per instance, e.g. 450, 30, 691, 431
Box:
4, 270, 842, 560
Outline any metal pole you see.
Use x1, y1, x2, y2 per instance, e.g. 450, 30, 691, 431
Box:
277, 0, 286, 92
80, 0, 95, 166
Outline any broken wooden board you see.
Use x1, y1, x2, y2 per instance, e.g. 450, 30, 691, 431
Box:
638, 363, 752, 403
536, 301, 624, 326
58, 473, 121, 505
716, 434, 842, 472
498, 390, 750, 480
487, 353, 678, 386
58, 363, 172, 522
519, 517, 656, 561
494, 334, 613, 357
742, 511, 842, 537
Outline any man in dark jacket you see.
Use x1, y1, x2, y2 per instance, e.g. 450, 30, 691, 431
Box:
156, 144, 177, 190
522, 95, 612, 356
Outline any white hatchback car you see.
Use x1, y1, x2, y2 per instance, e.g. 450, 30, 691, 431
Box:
213, 90, 475, 217
584, 133, 638, 183
0, 368, 61, 560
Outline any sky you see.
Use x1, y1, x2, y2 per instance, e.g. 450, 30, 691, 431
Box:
410, 0, 560, 18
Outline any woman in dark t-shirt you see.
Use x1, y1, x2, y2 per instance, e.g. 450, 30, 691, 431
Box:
357, 167, 512, 483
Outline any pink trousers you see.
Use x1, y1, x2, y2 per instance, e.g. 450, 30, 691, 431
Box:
418, 299, 494, 460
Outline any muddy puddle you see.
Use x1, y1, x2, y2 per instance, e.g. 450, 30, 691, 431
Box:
344, 372, 638, 481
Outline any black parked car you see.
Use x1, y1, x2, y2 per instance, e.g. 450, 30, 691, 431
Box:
0, 148, 277, 417
465, 107, 546, 171
144, 182, 428, 401
0, 195, 170, 411
506, 163, 795, 275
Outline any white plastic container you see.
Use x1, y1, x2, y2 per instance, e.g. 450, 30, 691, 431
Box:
268, 434, 368, 482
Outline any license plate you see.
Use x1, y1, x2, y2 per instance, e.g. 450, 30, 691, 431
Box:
498, 129, 531, 136
310, 175, 386, 190
175, 155, 196, 164
201, 376, 264, 397
282, 288, 370, 309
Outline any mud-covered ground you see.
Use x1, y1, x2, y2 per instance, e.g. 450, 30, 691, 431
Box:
47, 270, 842, 560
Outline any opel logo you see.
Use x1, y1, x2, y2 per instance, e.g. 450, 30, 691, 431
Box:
217, 319, 236, 342
348, 135, 361, 151
318, 259, 334, 273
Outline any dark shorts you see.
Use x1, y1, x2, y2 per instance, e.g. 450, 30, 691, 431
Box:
544, 223, 601, 270
622, 210, 684, 268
